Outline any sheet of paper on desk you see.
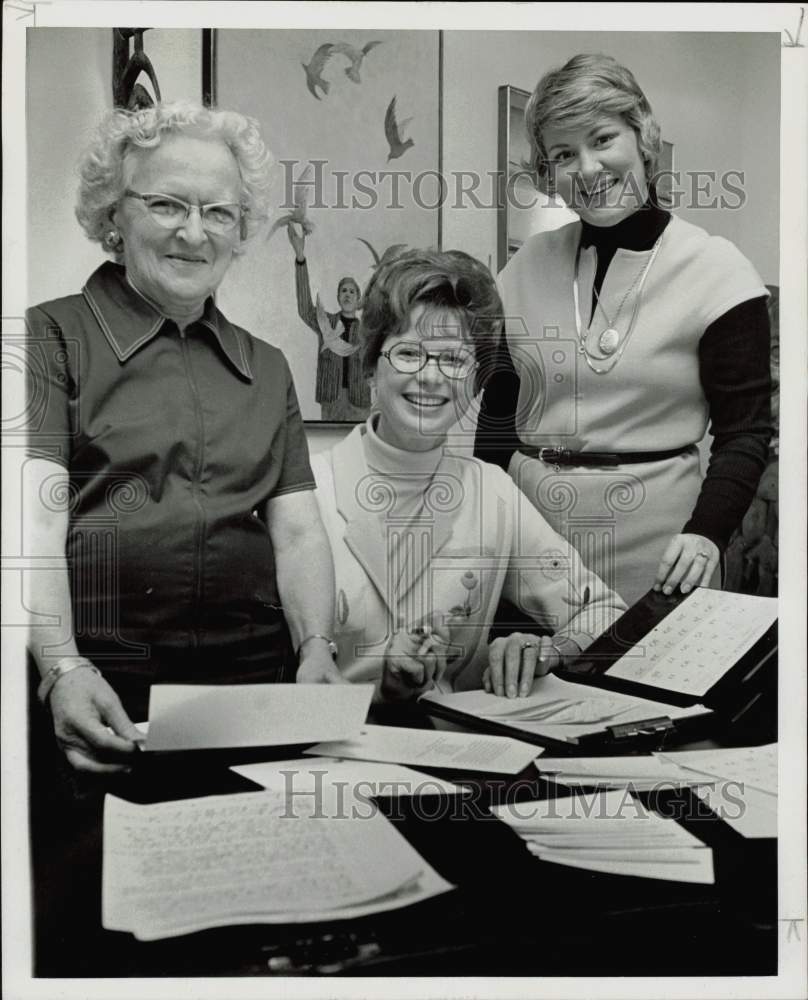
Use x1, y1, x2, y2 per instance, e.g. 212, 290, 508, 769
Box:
143, 683, 373, 751
306, 724, 541, 774
421, 679, 708, 744
656, 744, 777, 838
102, 789, 454, 941
535, 754, 718, 789
691, 783, 777, 839
231, 757, 467, 796
491, 788, 714, 884
605, 589, 777, 696
657, 743, 777, 796
531, 848, 714, 884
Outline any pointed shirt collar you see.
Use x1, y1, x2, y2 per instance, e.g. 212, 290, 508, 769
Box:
81, 261, 253, 380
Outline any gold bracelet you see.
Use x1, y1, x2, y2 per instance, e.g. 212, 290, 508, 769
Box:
37, 657, 100, 706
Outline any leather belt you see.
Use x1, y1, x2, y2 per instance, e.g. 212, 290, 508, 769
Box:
519, 445, 691, 468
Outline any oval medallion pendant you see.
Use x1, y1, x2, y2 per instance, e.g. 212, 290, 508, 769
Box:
598, 328, 620, 355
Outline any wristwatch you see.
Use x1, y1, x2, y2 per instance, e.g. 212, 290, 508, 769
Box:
297, 633, 338, 661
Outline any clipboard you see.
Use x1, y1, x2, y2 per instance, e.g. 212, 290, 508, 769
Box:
421, 588, 777, 754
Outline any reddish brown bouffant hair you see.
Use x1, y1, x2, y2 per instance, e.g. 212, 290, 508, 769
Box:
360, 248, 503, 395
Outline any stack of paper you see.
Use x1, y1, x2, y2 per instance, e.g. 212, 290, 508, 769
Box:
422, 675, 708, 744
535, 755, 719, 791
658, 744, 777, 838
491, 788, 714, 884
307, 724, 541, 774
103, 789, 454, 941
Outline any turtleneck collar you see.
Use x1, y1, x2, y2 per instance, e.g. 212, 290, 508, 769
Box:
580, 197, 671, 253
361, 414, 445, 475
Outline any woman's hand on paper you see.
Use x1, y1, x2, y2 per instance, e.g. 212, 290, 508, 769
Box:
484, 633, 560, 699
653, 533, 720, 596
49, 668, 143, 773
382, 617, 453, 701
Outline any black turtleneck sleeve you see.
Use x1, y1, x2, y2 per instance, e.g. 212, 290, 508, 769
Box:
683, 295, 772, 549
473, 333, 522, 471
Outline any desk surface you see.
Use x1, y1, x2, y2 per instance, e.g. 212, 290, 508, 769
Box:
29, 710, 777, 979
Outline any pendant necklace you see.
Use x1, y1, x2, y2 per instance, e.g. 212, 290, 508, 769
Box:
572, 233, 664, 375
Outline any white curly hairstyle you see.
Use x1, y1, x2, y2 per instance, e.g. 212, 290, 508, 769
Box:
75, 100, 272, 255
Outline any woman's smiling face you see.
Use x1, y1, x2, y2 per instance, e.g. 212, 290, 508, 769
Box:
543, 114, 648, 226
113, 133, 243, 317
374, 305, 478, 453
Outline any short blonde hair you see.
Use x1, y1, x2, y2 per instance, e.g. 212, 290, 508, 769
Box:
525, 53, 662, 193
75, 101, 272, 254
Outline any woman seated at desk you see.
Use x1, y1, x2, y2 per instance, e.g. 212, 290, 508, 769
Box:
311, 249, 626, 701
26, 101, 341, 775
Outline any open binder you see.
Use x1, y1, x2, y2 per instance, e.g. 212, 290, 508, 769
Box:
421, 588, 777, 754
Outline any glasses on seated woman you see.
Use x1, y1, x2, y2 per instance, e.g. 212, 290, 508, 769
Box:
380, 341, 478, 379
308, 248, 626, 703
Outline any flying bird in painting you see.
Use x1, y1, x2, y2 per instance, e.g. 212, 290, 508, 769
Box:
356, 237, 408, 269
302, 43, 335, 100
331, 41, 383, 84
384, 96, 414, 161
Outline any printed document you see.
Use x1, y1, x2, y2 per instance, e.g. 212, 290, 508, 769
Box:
605, 590, 776, 695
103, 789, 453, 940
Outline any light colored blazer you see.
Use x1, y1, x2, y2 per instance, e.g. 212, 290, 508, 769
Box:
311, 425, 627, 693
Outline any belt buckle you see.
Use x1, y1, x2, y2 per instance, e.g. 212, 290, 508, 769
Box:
539, 447, 568, 471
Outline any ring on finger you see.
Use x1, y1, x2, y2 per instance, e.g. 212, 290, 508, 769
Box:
695, 551, 710, 560
520, 640, 539, 651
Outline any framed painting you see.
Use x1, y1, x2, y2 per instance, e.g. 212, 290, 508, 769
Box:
211, 29, 442, 423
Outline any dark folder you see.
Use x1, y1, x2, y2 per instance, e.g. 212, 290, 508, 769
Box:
421, 588, 777, 755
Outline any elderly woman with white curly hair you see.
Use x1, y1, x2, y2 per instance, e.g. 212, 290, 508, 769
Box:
26, 101, 343, 775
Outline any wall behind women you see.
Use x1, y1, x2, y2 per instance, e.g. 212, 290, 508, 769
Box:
25, 29, 780, 454
26, 28, 201, 307
442, 30, 780, 284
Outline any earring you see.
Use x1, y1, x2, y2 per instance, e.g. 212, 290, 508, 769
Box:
104, 230, 121, 251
